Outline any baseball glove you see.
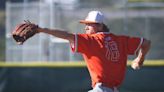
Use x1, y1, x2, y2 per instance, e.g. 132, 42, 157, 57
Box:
12, 20, 39, 45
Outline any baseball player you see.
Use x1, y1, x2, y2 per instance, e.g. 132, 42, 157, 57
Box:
12, 11, 151, 92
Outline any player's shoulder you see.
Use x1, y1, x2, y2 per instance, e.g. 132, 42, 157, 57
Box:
77, 33, 93, 41
110, 33, 129, 38
106, 33, 131, 42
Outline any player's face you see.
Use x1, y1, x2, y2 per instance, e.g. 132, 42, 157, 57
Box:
84, 23, 101, 34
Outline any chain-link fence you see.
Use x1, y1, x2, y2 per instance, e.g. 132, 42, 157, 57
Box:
6, 0, 164, 62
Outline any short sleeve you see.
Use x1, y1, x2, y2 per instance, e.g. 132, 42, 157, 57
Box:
127, 37, 143, 55
70, 34, 91, 53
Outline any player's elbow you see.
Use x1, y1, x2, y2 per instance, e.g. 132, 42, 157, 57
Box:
144, 39, 151, 49
141, 38, 151, 54
65, 33, 75, 43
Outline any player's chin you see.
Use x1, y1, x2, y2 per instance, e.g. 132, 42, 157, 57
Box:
85, 30, 95, 34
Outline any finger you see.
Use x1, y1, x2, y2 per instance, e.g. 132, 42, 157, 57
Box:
19, 26, 31, 37
21, 24, 37, 36
15, 24, 29, 35
12, 23, 25, 35
20, 24, 34, 35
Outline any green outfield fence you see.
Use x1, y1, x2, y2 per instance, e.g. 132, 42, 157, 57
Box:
0, 60, 164, 92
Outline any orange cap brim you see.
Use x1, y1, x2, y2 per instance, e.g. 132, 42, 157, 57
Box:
79, 20, 98, 24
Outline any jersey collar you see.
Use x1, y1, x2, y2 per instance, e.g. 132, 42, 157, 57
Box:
96, 32, 110, 34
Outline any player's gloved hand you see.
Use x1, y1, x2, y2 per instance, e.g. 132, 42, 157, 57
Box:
131, 57, 143, 70
12, 20, 39, 45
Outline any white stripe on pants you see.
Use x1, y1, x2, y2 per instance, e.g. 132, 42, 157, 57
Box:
88, 83, 119, 92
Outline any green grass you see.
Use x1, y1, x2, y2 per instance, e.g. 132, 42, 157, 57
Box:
0, 60, 164, 67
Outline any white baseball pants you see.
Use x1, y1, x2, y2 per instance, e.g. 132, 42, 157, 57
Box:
88, 83, 119, 92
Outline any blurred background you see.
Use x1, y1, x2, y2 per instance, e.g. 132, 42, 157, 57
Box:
0, 0, 164, 92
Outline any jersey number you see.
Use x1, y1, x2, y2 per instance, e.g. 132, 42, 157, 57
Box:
105, 41, 120, 62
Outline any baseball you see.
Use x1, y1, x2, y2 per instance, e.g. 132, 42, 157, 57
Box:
131, 62, 140, 70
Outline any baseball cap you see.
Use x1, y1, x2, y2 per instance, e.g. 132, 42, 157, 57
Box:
80, 11, 104, 24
